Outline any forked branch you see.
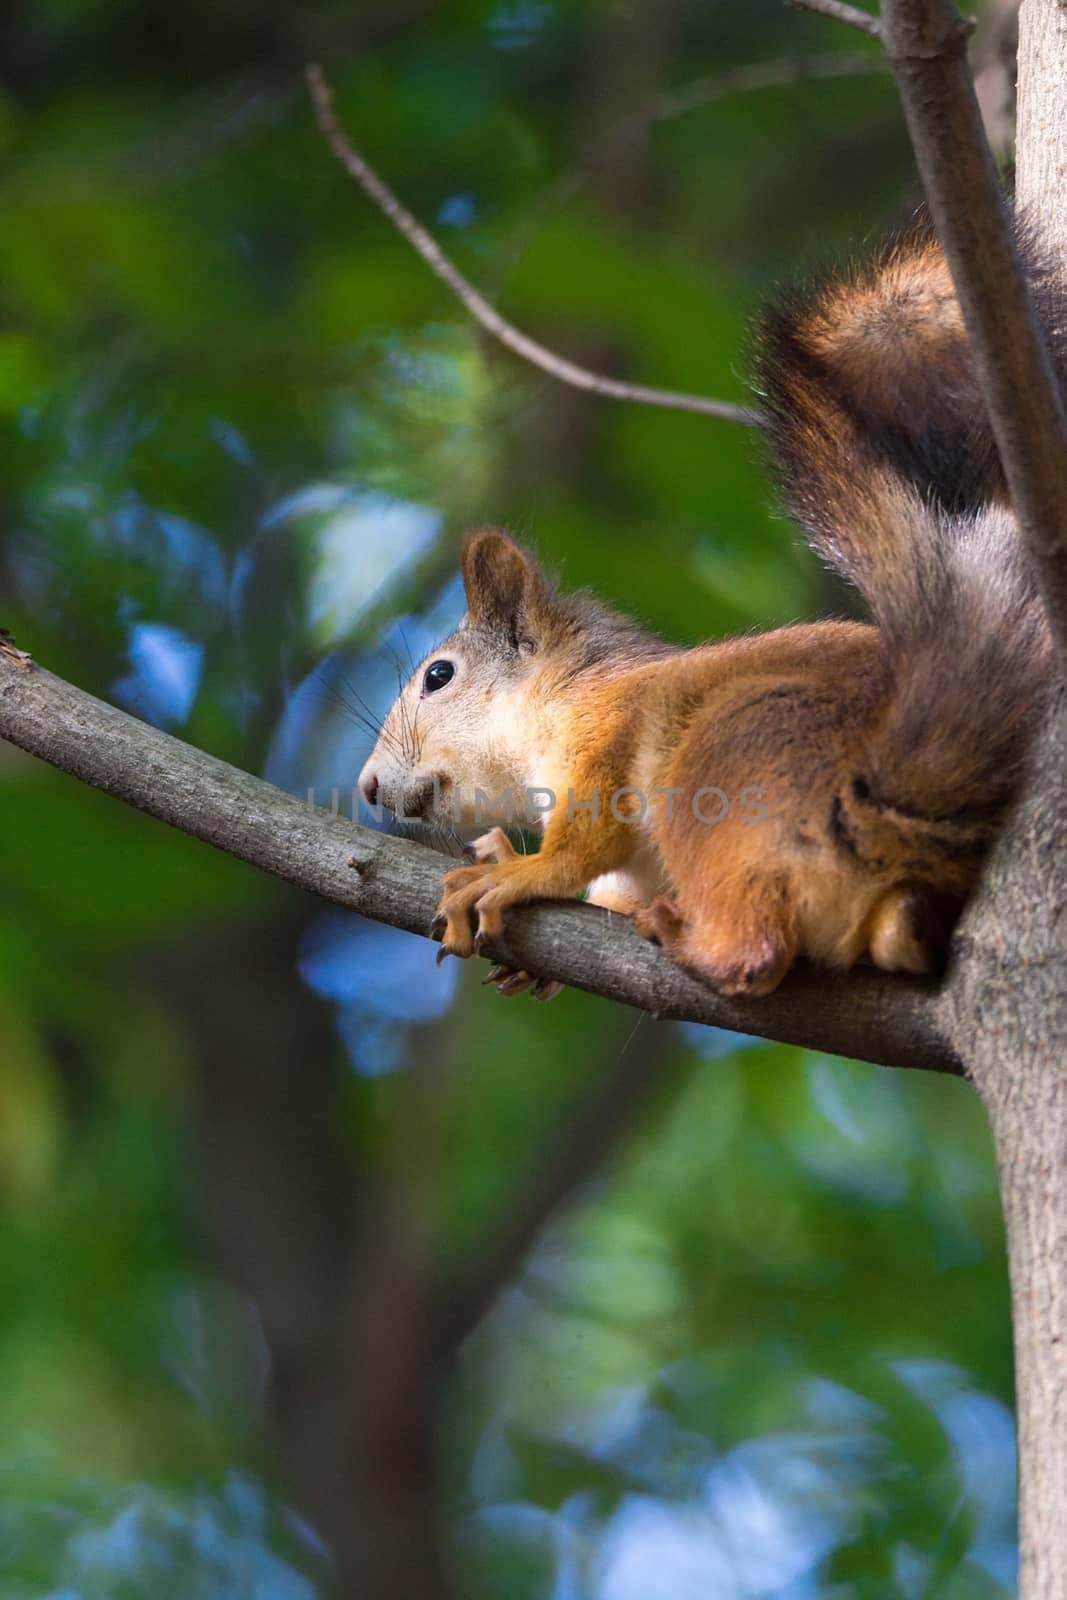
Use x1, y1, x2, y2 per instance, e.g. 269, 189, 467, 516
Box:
784, 0, 882, 37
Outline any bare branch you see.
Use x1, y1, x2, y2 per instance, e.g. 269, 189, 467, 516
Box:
654, 50, 885, 121
785, 0, 883, 37
0, 656, 960, 1074
877, 0, 1067, 667
304, 64, 760, 428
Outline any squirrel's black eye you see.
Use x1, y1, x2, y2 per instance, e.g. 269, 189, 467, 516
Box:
422, 659, 455, 695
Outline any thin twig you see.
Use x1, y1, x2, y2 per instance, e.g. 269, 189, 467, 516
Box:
785, 0, 883, 36
304, 63, 760, 428
655, 48, 884, 121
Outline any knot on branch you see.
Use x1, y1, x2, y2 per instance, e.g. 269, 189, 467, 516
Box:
882, 11, 975, 64
0, 630, 33, 672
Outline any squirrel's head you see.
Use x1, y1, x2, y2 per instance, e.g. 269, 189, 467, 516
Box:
358, 530, 557, 828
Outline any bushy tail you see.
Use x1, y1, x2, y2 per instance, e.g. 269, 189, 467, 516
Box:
753, 231, 1052, 844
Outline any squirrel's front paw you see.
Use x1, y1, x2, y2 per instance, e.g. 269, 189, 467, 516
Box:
432, 860, 511, 959
431, 859, 563, 1001
431, 867, 485, 959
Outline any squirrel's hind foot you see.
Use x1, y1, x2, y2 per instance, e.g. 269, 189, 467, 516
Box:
632, 895, 685, 948
636, 886, 798, 998
482, 963, 562, 1001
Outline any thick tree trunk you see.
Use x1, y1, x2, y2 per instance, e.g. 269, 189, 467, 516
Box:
945, 687, 1067, 1598
988, 1043, 1067, 1595
1015, 0, 1067, 252
942, 5, 1067, 1593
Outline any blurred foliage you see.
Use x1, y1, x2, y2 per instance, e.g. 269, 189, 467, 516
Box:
0, 0, 1015, 1595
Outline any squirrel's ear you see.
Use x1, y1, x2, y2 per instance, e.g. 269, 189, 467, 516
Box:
460, 530, 550, 647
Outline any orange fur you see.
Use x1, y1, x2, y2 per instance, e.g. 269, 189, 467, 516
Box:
362, 234, 1053, 998
430, 617, 954, 997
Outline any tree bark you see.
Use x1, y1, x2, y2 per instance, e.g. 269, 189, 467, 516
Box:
934, 4, 1067, 1593
1015, 0, 1067, 252
943, 685, 1067, 1598
990, 10, 1067, 1591
866, 1, 1067, 1587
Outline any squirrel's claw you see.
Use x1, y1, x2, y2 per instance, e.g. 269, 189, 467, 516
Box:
435, 860, 565, 997
429, 911, 471, 964
479, 961, 563, 1001
496, 971, 533, 997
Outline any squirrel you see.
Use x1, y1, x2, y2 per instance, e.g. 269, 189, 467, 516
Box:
358, 232, 1052, 1000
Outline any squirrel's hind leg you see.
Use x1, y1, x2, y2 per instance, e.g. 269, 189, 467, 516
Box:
635, 876, 798, 998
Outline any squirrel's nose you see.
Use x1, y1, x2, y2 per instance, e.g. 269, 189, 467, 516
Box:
361, 771, 379, 807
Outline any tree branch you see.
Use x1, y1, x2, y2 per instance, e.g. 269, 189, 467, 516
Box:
785, 0, 883, 38
653, 50, 885, 122
875, 0, 1067, 667
0, 656, 959, 1074
304, 64, 760, 428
